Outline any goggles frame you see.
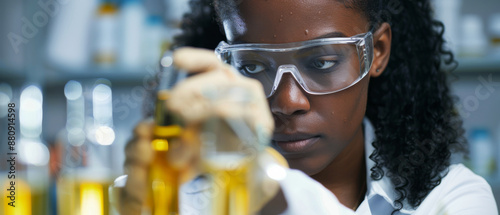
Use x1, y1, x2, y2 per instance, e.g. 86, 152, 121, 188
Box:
215, 32, 374, 97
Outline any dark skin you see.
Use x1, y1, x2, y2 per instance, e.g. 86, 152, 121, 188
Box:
221, 0, 392, 211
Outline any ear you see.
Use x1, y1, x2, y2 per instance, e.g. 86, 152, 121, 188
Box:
369, 22, 391, 78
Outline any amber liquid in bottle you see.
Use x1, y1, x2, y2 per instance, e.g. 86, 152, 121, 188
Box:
147, 91, 182, 215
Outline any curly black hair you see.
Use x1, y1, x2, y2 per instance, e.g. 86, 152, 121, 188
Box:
172, 0, 467, 213
172, 0, 225, 49
356, 0, 467, 213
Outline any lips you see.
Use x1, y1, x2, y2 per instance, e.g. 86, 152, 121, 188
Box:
272, 133, 320, 154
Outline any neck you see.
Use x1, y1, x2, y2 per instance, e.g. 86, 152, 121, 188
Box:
311, 125, 366, 210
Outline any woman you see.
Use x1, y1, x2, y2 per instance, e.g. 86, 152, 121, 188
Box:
122, 0, 498, 214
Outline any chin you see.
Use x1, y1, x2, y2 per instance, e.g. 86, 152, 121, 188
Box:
286, 156, 328, 176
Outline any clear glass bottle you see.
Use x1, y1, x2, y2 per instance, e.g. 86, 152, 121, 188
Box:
200, 89, 265, 215
1, 85, 51, 215
57, 80, 116, 215
93, 0, 118, 67
119, 0, 146, 69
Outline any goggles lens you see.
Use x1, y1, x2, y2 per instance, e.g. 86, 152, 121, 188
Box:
216, 32, 373, 97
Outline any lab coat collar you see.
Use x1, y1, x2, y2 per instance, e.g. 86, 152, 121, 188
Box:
363, 118, 415, 214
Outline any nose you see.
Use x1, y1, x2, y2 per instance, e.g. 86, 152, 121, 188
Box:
269, 73, 310, 116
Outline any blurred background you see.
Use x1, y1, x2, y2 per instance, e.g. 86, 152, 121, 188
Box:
0, 0, 499, 214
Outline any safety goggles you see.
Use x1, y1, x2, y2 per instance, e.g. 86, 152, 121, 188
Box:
215, 32, 374, 98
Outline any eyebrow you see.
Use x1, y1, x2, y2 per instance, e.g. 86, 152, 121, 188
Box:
311, 31, 348, 39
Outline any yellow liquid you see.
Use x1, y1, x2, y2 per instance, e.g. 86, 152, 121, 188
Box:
2, 179, 30, 215
147, 132, 183, 215
57, 177, 111, 215
205, 154, 250, 215
31, 187, 49, 215
1, 178, 49, 215
148, 92, 184, 215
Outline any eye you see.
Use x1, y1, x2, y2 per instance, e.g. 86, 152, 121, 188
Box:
311, 57, 337, 70
240, 63, 266, 74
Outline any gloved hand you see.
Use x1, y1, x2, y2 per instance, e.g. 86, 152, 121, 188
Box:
167, 47, 274, 139
110, 47, 287, 215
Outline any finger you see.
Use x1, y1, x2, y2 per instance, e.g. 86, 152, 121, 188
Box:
166, 69, 238, 125
121, 120, 155, 214
133, 119, 154, 140
173, 47, 224, 74
124, 120, 155, 167
120, 166, 149, 215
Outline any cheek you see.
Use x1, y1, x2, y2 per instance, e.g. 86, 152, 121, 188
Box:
298, 77, 369, 175
313, 51, 369, 135
315, 75, 368, 137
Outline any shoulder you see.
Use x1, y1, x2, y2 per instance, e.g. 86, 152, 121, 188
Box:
417, 163, 498, 215
440, 163, 495, 198
444, 164, 491, 188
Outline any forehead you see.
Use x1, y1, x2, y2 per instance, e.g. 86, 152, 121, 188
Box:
222, 0, 368, 44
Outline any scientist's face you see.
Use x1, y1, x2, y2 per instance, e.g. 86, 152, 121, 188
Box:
222, 0, 370, 175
